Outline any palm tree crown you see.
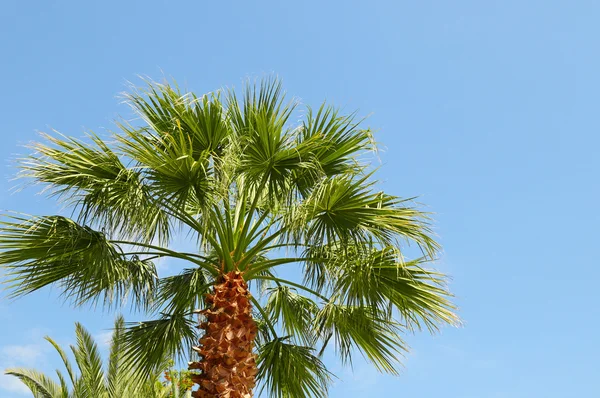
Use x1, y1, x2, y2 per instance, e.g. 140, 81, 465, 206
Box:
1, 77, 458, 397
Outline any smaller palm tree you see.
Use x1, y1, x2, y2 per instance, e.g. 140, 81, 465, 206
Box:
4, 316, 187, 398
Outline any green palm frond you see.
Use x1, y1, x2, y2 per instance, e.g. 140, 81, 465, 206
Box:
226, 77, 306, 196
54, 370, 70, 398
107, 315, 133, 397
116, 123, 215, 214
4, 368, 65, 398
71, 323, 105, 397
257, 337, 332, 398
153, 267, 214, 314
264, 285, 319, 344
227, 77, 295, 140
304, 244, 458, 332
287, 173, 439, 256
20, 132, 170, 244
293, 104, 375, 195
44, 337, 77, 387
0, 215, 157, 309
121, 313, 196, 378
314, 303, 407, 374
124, 80, 231, 157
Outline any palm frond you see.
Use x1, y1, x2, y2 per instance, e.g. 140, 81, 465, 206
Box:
0, 215, 157, 309
336, 250, 458, 332
293, 104, 375, 195
124, 80, 230, 157
54, 370, 69, 398
115, 123, 215, 214
287, 173, 439, 257
153, 267, 214, 314
264, 285, 319, 344
304, 244, 458, 332
44, 336, 77, 387
4, 368, 65, 398
107, 315, 126, 396
257, 337, 332, 398
20, 132, 170, 244
227, 77, 295, 139
314, 303, 407, 374
226, 77, 309, 198
121, 313, 196, 379
70, 323, 105, 396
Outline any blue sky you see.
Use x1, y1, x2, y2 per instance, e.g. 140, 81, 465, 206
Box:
1, 0, 599, 396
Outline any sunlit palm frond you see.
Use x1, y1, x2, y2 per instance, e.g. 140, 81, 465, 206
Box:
121, 313, 196, 379
257, 337, 332, 398
4, 368, 65, 398
314, 303, 408, 374
227, 77, 295, 139
287, 173, 439, 257
293, 104, 375, 195
0, 215, 157, 309
264, 285, 319, 344
70, 323, 105, 397
225, 77, 312, 199
115, 123, 215, 215
44, 337, 77, 388
304, 244, 458, 332
20, 132, 170, 244
124, 80, 231, 157
54, 371, 70, 398
107, 315, 129, 396
152, 267, 214, 314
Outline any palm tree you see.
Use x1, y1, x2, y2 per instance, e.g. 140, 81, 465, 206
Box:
4, 316, 186, 398
0, 77, 458, 397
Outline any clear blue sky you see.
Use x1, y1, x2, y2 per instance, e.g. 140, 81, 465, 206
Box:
1, 1, 598, 397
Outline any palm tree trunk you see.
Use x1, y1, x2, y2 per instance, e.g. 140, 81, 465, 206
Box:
189, 271, 258, 398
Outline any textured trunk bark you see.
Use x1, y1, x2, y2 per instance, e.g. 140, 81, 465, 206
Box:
189, 271, 258, 398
